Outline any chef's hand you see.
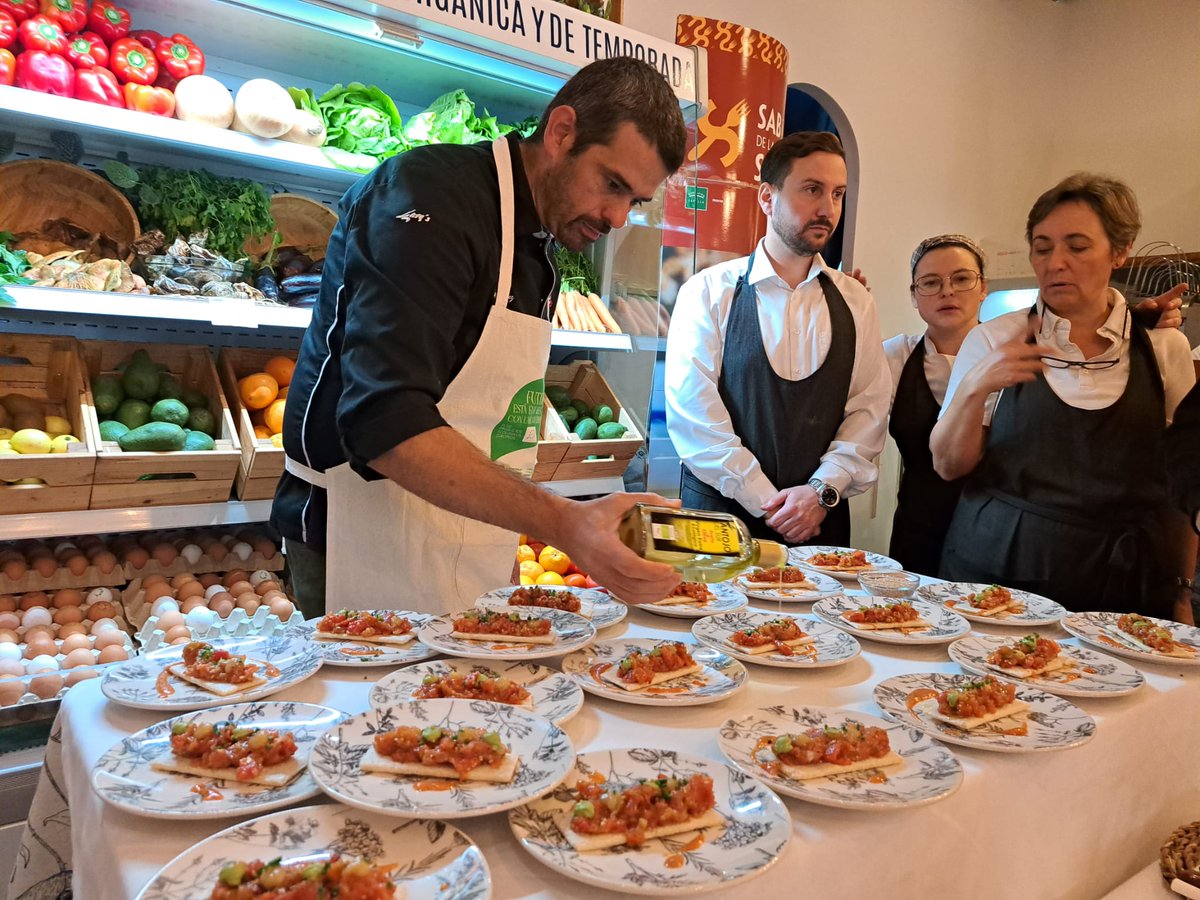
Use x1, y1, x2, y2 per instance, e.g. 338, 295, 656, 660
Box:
555, 492, 682, 605
849, 267, 870, 291
962, 315, 1045, 398
1132, 282, 1188, 330
762, 485, 825, 544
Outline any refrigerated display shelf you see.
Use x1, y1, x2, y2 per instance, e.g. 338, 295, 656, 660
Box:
0, 500, 274, 540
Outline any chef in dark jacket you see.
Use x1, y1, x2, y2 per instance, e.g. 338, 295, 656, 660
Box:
932, 173, 1197, 622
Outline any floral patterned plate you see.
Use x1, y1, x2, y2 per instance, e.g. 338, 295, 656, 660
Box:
949, 635, 1144, 697
1061, 611, 1200, 668
292, 611, 441, 667
508, 747, 791, 896
789, 545, 902, 581
718, 705, 962, 809
729, 569, 842, 602
634, 582, 748, 619
691, 611, 861, 669
309, 699, 575, 819
418, 608, 595, 661
874, 672, 1096, 754
92, 701, 346, 820
135, 803, 490, 900
916, 583, 1066, 626
100, 633, 323, 712
561, 638, 748, 707
476, 585, 627, 630
369, 659, 585, 727
812, 595, 970, 645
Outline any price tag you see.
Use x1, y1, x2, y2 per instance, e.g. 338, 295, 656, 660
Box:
209, 299, 257, 329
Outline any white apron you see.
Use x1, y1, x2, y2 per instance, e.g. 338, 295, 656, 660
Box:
285, 138, 552, 614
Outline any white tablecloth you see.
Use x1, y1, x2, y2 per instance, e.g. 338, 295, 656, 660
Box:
20, 602, 1200, 899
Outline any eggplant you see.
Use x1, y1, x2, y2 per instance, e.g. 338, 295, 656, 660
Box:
279, 253, 313, 278
308, 258, 324, 274
279, 274, 323, 297
288, 291, 320, 309
254, 266, 280, 301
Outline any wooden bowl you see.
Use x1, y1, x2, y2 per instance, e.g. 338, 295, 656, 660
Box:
243, 193, 337, 261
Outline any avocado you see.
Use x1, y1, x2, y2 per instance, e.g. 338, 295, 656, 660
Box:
121, 360, 160, 400
127, 349, 153, 369
181, 388, 209, 410
546, 385, 571, 408
573, 417, 598, 440
182, 430, 215, 451
150, 398, 190, 427
156, 373, 185, 401
570, 398, 590, 417
558, 406, 579, 426
597, 422, 629, 439
187, 407, 216, 436
114, 398, 152, 430
118, 422, 187, 452
98, 420, 130, 442
92, 375, 124, 415
593, 404, 614, 425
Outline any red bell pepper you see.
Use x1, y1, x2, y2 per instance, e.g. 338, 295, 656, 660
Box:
110, 36, 156, 84
154, 33, 203, 82
14, 48, 72, 95
0, 48, 14, 86
0, 0, 36, 24
123, 81, 173, 117
18, 14, 66, 54
76, 31, 109, 68
0, 10, 15, 50
75, 65, 122, 106
128, 28, 161, 49
38, 0, 84, 33
85, 1, 129, 45
63, 34, 102, 68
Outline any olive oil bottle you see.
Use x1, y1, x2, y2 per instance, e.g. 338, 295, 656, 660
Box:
617, 504, 788, 582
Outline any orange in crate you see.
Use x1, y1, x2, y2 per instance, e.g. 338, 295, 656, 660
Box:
264, 398, 286, 435
238, 373, 278, 410
264, 356, 295, 387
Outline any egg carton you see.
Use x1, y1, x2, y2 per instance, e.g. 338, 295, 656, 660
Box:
0, 653, 139, 714
135, 605, 299, 650
123, 550, 284, 580
0, 564, 127, 594
0, 595, 132, 644
122, 575, 293, 629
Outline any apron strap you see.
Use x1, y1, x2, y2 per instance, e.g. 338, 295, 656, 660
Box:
285, 455, 328, 489
491, 137, 516, 310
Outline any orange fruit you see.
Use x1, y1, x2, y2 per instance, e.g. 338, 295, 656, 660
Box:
535, 571, 566, 586
564, 574, 588, 588
238, 373, 278, 410
538, 546, 570, 575
519, 574, 534, 585
516, 544, 536, 564
518, 560, 544, 581
253, 425, 271, 440
249, 407, 266, 428
277, 385, 289, 399
265, 398, 286, 435
264, 356, 295, 387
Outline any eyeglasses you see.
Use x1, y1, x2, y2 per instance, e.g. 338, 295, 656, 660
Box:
912, 271, 981, 296
1030, 305, 1128, 370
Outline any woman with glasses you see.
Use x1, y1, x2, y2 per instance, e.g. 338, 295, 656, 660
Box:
932, 173, 1197, 622
883, 235, 988, 575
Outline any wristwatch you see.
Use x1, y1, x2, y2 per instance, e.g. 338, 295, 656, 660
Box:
808, 478, 841, 509
1173, 576, 1195, 591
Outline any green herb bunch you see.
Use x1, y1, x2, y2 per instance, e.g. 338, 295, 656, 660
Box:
0, 231, 33, 305
554, 245, 599, 295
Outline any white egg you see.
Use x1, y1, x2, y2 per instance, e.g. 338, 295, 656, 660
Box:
54, 541, 78, 557
21, 607, 53, 628
231, 541, 253, 560
184, 607, 217, 631
150, 597, 179, 618
26, 654, 59, 673
180, 543, 203, 564
204, 584, 227, 601
90, 618, 120, 633
86, 587, 114, 605
220, 534, 236, 546
248, 569, 273, 586
0, 642, 21, 662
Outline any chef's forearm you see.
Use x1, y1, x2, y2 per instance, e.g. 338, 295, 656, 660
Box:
930, 387, 988, 481
1163, 510, 1198, 625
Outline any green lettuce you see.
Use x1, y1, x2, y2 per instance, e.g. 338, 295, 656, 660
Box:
312, 82, 408, 171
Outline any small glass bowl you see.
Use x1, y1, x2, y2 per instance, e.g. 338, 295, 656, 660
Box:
857, 570, 920, 599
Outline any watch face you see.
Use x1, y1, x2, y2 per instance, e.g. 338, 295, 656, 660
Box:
820, 488, 839, 507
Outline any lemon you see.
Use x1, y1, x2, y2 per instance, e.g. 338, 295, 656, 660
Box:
11, 429, 51, 455
0, 428, 13, 441
50, 435, 80, 453
516, 544, 536, 564
518, 560, 544, 581
0, 447, 18, 456
519, 574, 534, 585
536, 571, 566, 586
44, 415, 72, 436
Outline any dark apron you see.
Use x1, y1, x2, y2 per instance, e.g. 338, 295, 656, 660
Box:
940, 313, 1174, 616
680, 251, 856, 545
888, 339, 966, 576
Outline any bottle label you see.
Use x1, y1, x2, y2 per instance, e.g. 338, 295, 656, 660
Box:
649, 512, 741, 557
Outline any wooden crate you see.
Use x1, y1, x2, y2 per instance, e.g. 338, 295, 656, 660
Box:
0, 335, 96, 513
534, 361, 643, 482
216, 348, 292, 501
80, 341, 241, 509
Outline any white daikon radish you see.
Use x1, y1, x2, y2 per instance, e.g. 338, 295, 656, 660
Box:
234, 79, 294, 139
173, 75, 234, 129
282, 108, 326, 146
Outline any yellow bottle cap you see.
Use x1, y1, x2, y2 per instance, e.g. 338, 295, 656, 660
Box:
758, 540, 788, 568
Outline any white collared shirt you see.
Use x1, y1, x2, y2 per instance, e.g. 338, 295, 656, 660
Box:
941, 289, 1195, 425
665, 241, 891, 516
882, 333, 955, 409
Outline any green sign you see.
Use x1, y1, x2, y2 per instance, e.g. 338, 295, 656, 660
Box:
684, 186, 709, 211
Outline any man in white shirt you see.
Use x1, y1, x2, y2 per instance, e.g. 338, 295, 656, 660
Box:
665, 132, 890, 545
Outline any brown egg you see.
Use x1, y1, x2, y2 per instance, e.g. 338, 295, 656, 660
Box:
198, 573, 220, 588
57, 623, 88, 639
20, 592, 50, 610
205, 541, 228, 562
170, 573, 197, 590
22, 624, 55, 642
85, 601, 117, 622
227, 581, 252, 598
222, 570, 248, 588
143, 583, 173, 604
91, 551, 117, 574
155, 610, 186, 632
253, 538, 277, 558
23, 638, 56, 660
267, 597, 294, 620
235, 594, 259, 614
60, 633, 91, 654
30, 673, 63, 699
0, 595, 16, 613
169, 635, 192, 646
97, 645, 128, 664
92, 630, 125, 651
0, 612, 18, 632
176, 582, 205, 602
65, 554, 88, 576
260, 590, 287, 604
53, 606, 84, 626
142, 574, 167, 589
179, 597, 207, 614
209, 597, 235, 618
53, 589, 84, 608
0, 679, 26, 706
2, 559, 27, 581
208, 590, 234, 607
254, 580, 280, 597
28, 554, 56, 578
65, 667, 99, 686
164, 625, 191, 643
0, 629, 18, 644
152, 544, 177, 566
124, 547, 149, 569
63, 648, 95, 669
79, 536, 103, 552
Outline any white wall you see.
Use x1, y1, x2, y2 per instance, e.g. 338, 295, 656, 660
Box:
627, 0, 1200, 552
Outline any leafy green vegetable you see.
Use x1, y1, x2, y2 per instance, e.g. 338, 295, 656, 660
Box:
554, 245, 599, 295
315, 82, 407, 169
102, 163, 275, 260
0, 231, 33, 305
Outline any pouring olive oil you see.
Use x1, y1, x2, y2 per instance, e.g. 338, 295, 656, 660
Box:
617, 504, 787, 582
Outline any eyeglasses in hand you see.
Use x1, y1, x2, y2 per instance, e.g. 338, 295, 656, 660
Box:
1029, 305, 1128, 370
912, 271, 981, 296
